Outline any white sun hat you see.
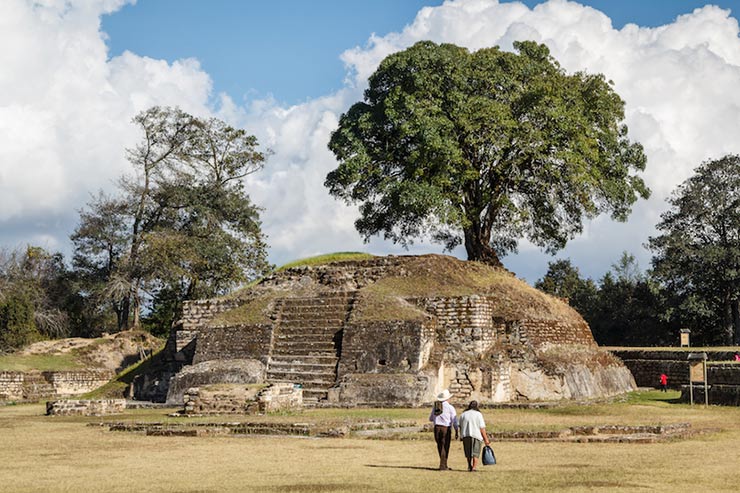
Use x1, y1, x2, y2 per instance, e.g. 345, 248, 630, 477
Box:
436, 389, 453, 401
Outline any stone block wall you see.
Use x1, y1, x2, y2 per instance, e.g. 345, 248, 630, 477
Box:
259, 256, 411, 290
0, 370, 114, 402
415, 296, 498, 353
173, 298, 244, 354
611, 350, 740, 388
178, 299, 242, 331
338, 320, 433, 377
257, 382, 303, 413
45, 370, 113, 395
521, 320, 595, 348
329, 373, 431, 407
681, 384, 740, 406
0, 372, 24, 400
192, 324, 273, 364
182, 383, 302, 414
46, 399, 126, 416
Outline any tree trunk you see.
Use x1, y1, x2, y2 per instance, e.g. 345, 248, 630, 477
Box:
722, 298, 734, 346
119, 296, 130, 330
732, 298, 740, 346
131, 282, 141, 329
463, 227, 502, 268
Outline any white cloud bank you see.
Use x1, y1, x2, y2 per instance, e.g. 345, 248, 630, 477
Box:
2, 0, 740, 282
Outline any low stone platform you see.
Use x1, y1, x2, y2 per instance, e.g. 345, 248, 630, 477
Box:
180, 382, 303, 415
487, 423, 694, 443
46, 399, 126, 416
96, 418, 419, 438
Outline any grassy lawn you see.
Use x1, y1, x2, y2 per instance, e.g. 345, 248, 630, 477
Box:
1, 391, 739, 492
0, 353, 83, 372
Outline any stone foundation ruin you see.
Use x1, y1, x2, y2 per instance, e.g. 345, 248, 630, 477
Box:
138, 255, 635, 406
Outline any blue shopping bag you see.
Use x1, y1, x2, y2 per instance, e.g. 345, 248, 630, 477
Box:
482, 445, 496, 465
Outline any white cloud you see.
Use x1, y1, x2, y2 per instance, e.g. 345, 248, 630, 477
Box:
0, 0, 214, 252
247, 0, 740, 280
3, 0, 740, 283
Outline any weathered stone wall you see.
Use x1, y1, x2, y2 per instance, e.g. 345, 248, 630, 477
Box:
0, 370, 114, 402
258, 382, 303, 413
46, 399, 126, 416
182, 383, 302, 414
192, 324, 273, 364
415, 296, 499, 353
521, 319, 595, 348
328, 373, 432, 407
338, 320, 434, 377
45, 370, 113, 396
0, 372, 24, 400
173, 299, 243, 353
166, 359, 265, 405
179, 299, 242, 331
610, 350, 739, 388
259, 256, 411, 290
681, 384, 740, 406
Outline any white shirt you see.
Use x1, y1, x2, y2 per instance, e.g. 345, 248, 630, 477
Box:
459, 409, 486, 441
429, 401, 458, 430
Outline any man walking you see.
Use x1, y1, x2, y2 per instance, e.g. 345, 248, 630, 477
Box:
458, 400, 491, 472
429, 389, 458, 470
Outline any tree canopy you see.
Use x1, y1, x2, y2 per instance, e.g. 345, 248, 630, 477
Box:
326, 40, 649, 265
649, 154, 740, 345
72, 106, 270, 333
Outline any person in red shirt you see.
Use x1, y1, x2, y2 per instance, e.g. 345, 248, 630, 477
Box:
660, 373, 668, 392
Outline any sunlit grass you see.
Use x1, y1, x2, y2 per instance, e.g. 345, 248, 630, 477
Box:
275, 252, 374, 272
2, 391, 739, 492
0, 352, 83, 371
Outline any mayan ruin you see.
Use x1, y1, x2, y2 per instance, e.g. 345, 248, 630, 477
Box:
132, 255, 635, 408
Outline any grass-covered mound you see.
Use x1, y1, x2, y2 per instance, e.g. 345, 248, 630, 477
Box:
0, 330, 163, 372
211, 253, 583, 327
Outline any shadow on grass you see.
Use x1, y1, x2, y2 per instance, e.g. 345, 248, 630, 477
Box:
365, 464, 447, 471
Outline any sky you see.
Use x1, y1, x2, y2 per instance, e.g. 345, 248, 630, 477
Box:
2, 0, 740, 284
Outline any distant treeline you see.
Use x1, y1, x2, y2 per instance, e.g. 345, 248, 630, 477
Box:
537, 155, 740, 347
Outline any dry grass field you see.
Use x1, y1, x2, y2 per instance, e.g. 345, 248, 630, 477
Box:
1, 391, 739, 492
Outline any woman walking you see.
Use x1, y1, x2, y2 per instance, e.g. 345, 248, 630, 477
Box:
429, 389, 458, 470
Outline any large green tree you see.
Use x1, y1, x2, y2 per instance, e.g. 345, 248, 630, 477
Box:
326, 41, 649, 266
72, 107, 270, 332
649, 155, 740, 345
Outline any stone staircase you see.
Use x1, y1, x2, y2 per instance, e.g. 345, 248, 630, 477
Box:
266, 293, 354, 404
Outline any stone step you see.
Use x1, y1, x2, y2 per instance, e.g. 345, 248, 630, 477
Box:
272, 341, 336, 351
266, 372, 335, 385
267, 361, 336, 371
302, 389, 329, 400
281, 296, 350, 303
279, 302, 348, 309
270, 357, 337, 367
274, 327, 341, 335
271, 351, 337, 359
267, 367, 335, 377
268, 377, 336, 389
277, 317, 346, 326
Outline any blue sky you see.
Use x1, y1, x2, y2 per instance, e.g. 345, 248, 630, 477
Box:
4, 0, 740, 283
102, 0, 740, 106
